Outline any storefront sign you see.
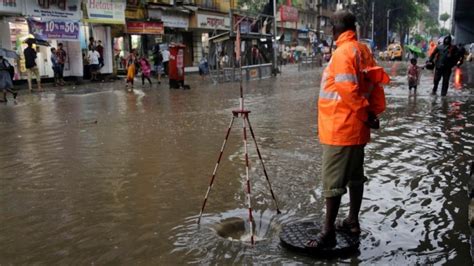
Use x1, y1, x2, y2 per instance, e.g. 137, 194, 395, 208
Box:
126, 21, 163, 35
280, 6, 298, 22
85, 0, 126, 24
125, 6, 145, 20
196, 14, 230, 30
28, 19, 80, 41
0, 0, 22, 14
162, 13, 188, 29
25, 0, 81, 21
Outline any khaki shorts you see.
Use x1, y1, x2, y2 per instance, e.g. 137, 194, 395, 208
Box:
27, 66, 40, 79
322, 144, 367, 198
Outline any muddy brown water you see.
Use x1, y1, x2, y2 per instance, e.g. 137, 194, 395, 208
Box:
0, 64, 472, 264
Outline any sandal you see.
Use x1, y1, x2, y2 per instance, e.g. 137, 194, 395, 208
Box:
335, 219, 361, 235
304, 232, 337, 250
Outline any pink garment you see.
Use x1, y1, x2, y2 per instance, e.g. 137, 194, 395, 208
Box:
139, 58, 151, 78
407, 64, 420, 85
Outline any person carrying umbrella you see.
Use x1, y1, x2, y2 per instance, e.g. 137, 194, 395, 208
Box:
0, 55, 17, 102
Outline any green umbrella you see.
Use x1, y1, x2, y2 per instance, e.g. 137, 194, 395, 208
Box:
405, 44, 425, 58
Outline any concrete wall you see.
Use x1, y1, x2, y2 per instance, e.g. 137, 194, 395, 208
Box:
454, 0, 474, 44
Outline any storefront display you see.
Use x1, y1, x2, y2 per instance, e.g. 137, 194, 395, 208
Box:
189, 12, 232, 67
83, 0, 127, 75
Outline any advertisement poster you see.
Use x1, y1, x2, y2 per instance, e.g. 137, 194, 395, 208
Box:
85, 0, 126, 24
28, 19, 80, 41
280, 6, 298, 22
25, 0, 81, 21
126, 21, 164, 35
0, 0, 22, 14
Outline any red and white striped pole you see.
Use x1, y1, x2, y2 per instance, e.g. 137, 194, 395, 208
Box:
246, 117, 281, 214
242, 113, 255, 245
197, 116, 236, 224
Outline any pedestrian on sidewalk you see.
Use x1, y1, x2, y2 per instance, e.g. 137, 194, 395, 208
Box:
139, 55, 152, 87
153, 44, 163, 84
56, 43, 67, 85
162, 48, 170, 76
125, 49, 137, 89
198, 57, 209, 79
50, 47, 62, 86
87, 46, 101, 81
23, 40, 42, 91
97, 40, 104, 69
0, 55, 17, 102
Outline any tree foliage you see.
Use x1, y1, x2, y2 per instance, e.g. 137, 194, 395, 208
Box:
348, 0, 428, 47
239, 0, 269, 13
439, 12, 450, 23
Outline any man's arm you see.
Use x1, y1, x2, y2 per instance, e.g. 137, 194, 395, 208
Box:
429, 47, 439, 62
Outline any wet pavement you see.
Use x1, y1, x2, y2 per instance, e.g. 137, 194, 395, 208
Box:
0, 63, 473, 264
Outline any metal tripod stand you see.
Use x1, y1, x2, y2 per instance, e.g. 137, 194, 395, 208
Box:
196, 84, 282, 244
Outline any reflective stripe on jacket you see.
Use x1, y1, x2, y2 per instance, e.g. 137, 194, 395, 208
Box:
318, 30, 386, 146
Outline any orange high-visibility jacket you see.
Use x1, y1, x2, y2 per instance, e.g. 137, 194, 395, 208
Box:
318, 31, 387, 146
428, 41, 437, 57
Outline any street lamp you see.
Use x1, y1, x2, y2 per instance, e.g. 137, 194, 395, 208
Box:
386, 7, 402, 48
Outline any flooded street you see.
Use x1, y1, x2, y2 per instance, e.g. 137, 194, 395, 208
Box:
0, 64, 472, 264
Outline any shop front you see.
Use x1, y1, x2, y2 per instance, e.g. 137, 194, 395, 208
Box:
124, 21, 164, 59
189, 11, 230, 66
148, 7, 193, 66
0, 1, 26, 80
1, 0, 83, 81
83, 0, 127, 76
277, 4, 299, 48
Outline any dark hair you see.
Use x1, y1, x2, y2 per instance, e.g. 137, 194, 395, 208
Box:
331, 10, 357, 33
410, 58, 417, 65
58, 43, 63, 46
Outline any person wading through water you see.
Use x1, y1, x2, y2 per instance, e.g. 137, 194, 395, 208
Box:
306, 10, 386, 249
429, 35, 462, 96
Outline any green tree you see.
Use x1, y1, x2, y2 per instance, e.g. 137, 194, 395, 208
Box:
239, 0, 269, 13
439, 27, 450, 36
439, 12, 450, 28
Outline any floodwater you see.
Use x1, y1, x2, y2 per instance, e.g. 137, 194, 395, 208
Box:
0, 63, 472, 264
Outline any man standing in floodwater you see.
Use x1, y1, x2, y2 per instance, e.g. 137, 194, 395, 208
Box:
306, 10, 386, 249
429, 35, 462, 96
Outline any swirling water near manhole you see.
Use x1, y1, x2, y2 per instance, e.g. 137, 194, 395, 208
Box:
0, 64, 472, 264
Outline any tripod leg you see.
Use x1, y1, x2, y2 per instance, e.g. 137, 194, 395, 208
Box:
243, 114, 255, 245
197, 116, 235, 224
246, 116, 281, 214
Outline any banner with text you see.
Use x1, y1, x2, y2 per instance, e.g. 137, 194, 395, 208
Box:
25, 0, 81, 21
0, 0, 22, 14
196, 14, 230, 30
126, 21, 163, 35
280, 6, 298, 22
85, 0, 126, 24
28, 19, 80, 41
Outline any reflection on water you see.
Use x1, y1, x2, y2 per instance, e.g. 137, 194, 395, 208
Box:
0, 64, 472, 264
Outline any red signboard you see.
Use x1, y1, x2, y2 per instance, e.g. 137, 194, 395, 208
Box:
280, 5, 298, 22
126, 21, 164, 34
